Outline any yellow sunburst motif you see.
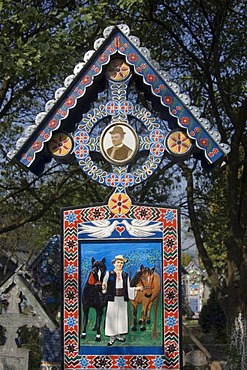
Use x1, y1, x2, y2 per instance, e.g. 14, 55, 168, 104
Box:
106, 59, 130, 81
166, 130, 192, 155
108, 193, 132, 215
48, 132, 73, 157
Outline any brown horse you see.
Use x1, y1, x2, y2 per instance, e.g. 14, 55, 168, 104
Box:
130, 265, 161, 331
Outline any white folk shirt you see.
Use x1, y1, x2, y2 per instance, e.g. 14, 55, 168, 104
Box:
103, 271, 136, 337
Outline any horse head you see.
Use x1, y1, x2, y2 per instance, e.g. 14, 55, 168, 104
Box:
91, 257, 106, 283
130, 265, 155, 298
139, 265, 155, 298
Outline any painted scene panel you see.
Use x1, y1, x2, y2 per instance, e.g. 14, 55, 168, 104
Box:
62, 204, 181, 369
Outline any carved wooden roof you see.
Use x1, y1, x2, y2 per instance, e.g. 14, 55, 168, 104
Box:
8, 24, 230, 177
0, 271, 57, 330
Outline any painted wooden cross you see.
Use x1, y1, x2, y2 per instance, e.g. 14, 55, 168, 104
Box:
7, 24, 230, 370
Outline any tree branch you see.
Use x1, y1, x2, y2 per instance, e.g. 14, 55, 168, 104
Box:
0, 166, 90, 234
0, 78, 10, 110
179, 163, 220, 290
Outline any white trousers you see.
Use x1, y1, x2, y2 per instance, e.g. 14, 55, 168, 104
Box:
105, 297, 128, 337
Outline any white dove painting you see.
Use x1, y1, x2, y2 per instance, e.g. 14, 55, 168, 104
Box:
78, 220, 119, 238
78, 219, 163, 239
120, 220, 163, 237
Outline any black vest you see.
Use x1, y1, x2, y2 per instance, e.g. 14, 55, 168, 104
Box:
105, 270, 129, 302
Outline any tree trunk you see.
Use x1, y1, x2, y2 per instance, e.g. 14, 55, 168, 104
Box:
226, 312, 247, 369
151, 294, 160, 339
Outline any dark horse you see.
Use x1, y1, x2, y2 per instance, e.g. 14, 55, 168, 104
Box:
130, 265, 160, 332
81, 257, 106, 341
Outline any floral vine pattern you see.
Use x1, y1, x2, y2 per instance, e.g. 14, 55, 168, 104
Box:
73, 68, 166, 188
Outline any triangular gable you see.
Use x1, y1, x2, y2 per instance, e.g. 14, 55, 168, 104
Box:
28, 234, 60, 272
8, 24, 230, 175
28, 235, 61, 306
0, 270, 57, 330
185, 261, 206, 276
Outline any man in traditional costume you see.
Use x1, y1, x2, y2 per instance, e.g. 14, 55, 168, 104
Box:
102, 255, 142, 346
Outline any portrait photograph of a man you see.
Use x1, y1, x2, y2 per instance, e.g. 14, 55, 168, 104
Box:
100, 123, 138, 164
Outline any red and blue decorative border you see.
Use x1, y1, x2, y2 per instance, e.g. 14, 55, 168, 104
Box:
62, 203, 181, 369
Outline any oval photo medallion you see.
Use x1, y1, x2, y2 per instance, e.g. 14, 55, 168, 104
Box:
100, 123, 139, 165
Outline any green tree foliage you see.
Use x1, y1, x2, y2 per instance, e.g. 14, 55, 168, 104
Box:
181, 252, 193, 268
0, 0, 175, 252
195, 173, 228, 273
0, 0, 110, 252
199, 290, 226, 341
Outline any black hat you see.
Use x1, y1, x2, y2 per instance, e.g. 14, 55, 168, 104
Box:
109, 125, 125, 135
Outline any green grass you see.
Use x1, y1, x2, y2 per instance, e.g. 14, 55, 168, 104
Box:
80, 298, 163, 348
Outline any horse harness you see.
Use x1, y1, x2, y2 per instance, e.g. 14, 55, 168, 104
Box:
88, 271, 103, 286
140, 273, 154, 291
